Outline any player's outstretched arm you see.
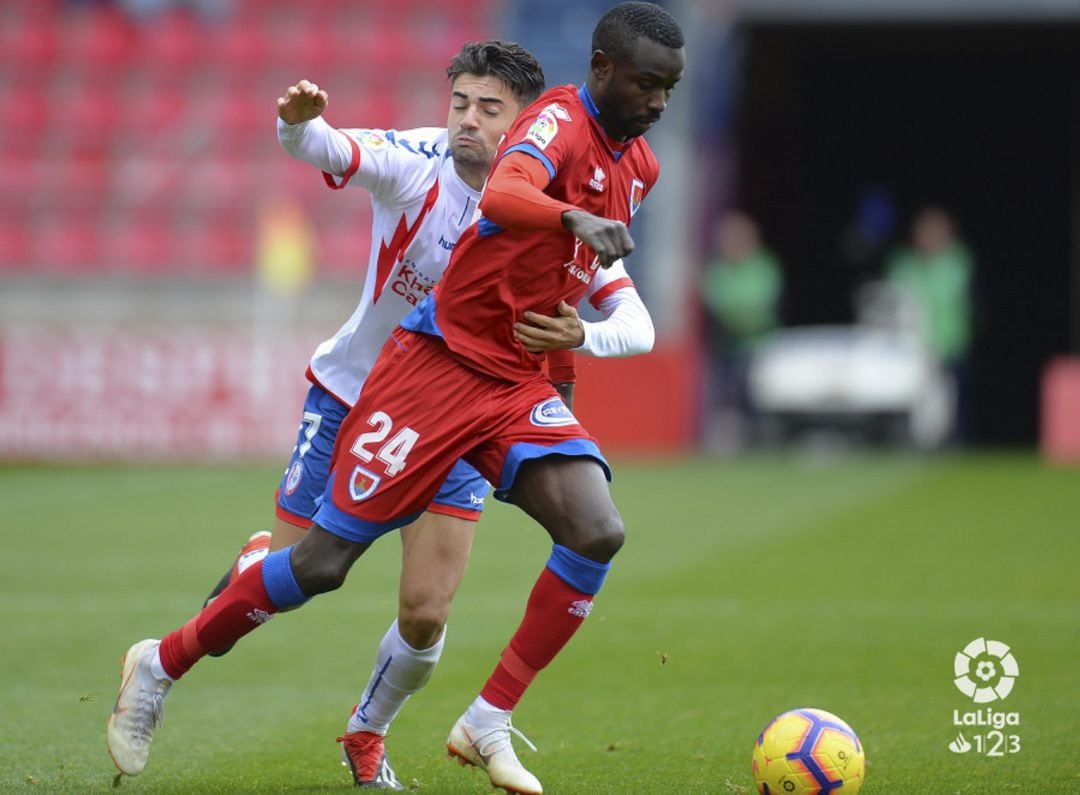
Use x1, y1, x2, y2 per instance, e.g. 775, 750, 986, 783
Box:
480, 153, 635, 267
277, 79, 329, 124
276, 81, 358, 181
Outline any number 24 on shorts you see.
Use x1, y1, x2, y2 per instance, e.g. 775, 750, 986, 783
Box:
350, 411, 419, 477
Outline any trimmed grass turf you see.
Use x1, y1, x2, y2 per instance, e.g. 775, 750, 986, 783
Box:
1, 453, 1077, 792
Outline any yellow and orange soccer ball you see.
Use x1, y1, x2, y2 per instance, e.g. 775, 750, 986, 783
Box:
752, 708, 865, 794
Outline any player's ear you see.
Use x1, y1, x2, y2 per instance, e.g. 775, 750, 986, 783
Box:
590, 50, 614, 82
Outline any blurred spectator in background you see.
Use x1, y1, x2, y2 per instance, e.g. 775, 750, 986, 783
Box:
700, 210, 783, 450
838, 183, 897, 292
254, 197, 315, 300
884, 206, 975, 443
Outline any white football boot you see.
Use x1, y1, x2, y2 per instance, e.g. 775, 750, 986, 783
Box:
447, 711, 542, 795
107, 639, 172, 776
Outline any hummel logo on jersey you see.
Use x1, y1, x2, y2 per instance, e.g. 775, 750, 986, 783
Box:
247, 608, 274, 625
568, 600, 593, 618
588, 165, 606, 193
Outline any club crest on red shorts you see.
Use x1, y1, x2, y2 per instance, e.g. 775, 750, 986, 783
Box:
348, 465, 381, 502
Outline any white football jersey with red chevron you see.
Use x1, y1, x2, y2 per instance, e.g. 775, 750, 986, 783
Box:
279, 117, 635, 406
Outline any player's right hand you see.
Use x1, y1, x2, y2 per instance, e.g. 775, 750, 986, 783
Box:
277, 79, 329, 125
561, 210, 635, 268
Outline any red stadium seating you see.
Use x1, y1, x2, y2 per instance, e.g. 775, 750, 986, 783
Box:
2, 0, 495, 278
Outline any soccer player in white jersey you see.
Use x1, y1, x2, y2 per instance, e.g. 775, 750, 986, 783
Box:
108, 41, 656, 789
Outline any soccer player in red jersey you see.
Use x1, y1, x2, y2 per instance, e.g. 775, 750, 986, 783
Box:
108, 4, 684, 793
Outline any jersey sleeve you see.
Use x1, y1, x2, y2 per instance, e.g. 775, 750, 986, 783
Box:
479, 153, 579, 232
577, 285, 655, 358
497, 97, 585, 186
279, 118, 443, 207
546, 349, 577, 384
329, 127, 446, 207
586, 258, 635, 309
278, 116, 359, 183
574, 259, 654, 357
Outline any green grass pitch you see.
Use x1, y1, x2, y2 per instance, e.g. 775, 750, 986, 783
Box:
1, 453, 1078, 793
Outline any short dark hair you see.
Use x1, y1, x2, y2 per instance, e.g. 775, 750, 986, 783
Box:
447, 40, 546, 107
592, 1, 685, 61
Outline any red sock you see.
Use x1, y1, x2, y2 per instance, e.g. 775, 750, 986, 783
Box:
157, 560, 278, 680
480, 567, 594, 710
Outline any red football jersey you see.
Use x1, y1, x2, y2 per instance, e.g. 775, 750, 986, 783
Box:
400, 84, 659, 381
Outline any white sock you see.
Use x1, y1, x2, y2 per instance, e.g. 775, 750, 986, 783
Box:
150, 648, 173, 682
465, 694, 510, 727
347, 619, 444, 736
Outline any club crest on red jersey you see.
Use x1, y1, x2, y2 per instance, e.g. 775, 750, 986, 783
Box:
348, 465, 381, 502
529, 397, 578, 427
629, 178, 645, 217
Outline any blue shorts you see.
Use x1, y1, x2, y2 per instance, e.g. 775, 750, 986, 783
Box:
276, 383, 488, 527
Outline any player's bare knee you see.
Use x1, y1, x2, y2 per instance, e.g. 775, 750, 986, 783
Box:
290, 525, 366, 596
292, 556, 349, 595
289, 543, 351, 595
568, 513, 625, 563
398, 608, 447, 650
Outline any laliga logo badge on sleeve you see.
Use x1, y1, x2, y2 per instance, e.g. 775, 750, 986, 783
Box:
525, 111, 559, 150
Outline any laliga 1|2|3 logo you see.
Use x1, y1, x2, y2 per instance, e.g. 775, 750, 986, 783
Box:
948, 637, 1021, 757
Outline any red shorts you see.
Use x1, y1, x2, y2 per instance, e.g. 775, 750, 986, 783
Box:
313, 330, 610, 542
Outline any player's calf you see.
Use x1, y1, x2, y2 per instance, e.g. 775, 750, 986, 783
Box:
202, 530, 272, 657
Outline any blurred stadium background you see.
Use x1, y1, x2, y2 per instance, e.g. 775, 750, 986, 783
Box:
1, 0, 1079, 462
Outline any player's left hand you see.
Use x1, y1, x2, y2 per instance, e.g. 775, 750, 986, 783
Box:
514, 301, 585, 352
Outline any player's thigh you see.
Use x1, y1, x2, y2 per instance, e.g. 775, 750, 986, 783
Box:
467, 383, 621, 547
318, 334, 494, 541
398, 511, 476, 615
508, 455, 623, 549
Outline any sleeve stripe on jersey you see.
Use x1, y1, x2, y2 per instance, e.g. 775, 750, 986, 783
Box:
503, 142, 556, 181
589, 277, 634, 308
478, 217, 505, 238
322, 129, 362, 190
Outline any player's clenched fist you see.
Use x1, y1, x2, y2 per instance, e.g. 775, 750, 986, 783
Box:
561, 210, 634, 268
277, 79, 329, 125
